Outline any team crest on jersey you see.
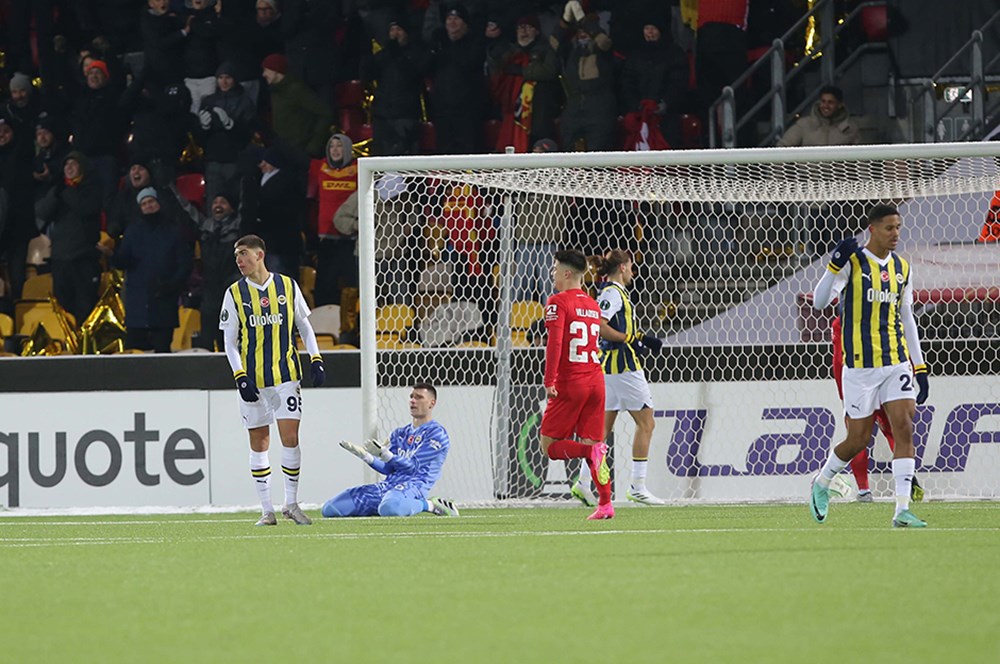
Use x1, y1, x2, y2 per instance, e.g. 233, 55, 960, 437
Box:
545, 304, 558, 321
277, 294, 287, 305
261, 296, 270, 307
880, 271, 889, 283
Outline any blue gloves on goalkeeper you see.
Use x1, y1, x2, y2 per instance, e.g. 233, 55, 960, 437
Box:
914, 364, 930, 405
310, 355, 325, 387
234, 370, 259, 403
828, 237, 859, 272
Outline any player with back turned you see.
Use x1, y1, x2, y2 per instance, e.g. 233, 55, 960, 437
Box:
540, 249, 614, 520
810, 204, 930, 528
219, 234, 326, 526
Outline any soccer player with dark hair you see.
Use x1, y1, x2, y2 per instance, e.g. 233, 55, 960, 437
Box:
219, 234, 326, 526
571, 249, 666, 506
541, 249, 613, 520
324, 383, 459, 518
810, 204, 929, 528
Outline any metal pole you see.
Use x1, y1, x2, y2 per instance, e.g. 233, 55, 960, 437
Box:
820, 0, 835, 85
971, 31, 985, 139
922, 81, 936, 142
493, 175, 515, 498
721, 86, 736, 149
770, 39, 786, 143
357, 160, 379, 445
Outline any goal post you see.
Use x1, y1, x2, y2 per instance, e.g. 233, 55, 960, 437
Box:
357, 142, 1000, 506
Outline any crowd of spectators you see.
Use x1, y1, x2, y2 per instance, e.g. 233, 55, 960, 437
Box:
0, 0, 825, 350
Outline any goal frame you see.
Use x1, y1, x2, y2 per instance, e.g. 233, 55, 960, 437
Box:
357, 140, 1000, 447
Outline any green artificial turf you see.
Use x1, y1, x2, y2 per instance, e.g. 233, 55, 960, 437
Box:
2, 503, 998, 663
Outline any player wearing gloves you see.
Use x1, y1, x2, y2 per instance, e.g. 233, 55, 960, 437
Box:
810, 204, 929, 528
323, 383, 458, 518
220, 234, 326, 526
571, 249, 666, 507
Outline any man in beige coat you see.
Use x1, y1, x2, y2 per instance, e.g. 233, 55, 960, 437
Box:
778, 85, 860, 147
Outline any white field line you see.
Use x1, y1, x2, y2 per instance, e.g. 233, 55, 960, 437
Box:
2, 526, 999, 549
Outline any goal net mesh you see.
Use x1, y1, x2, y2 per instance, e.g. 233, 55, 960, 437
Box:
363, 148, 1000, 506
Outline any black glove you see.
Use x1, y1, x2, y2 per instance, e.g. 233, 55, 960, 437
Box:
640, 334, 663, 352
310, 356, 325, 387
914, 365, 929, 405
828, 237, 858, 271
235, 371, 259, 402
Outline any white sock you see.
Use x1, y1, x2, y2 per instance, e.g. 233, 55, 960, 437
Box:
892, 457, 914, 516
631, 459, 648, 490
818, 452, 849, 488
250, 450, 273, 514
281, 445, 302, 507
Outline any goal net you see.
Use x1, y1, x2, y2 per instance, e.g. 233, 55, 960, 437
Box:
357, 143, 1000, 506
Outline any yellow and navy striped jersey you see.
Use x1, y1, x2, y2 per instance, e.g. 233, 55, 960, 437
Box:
223, 274, 303, 387
597, 282, 642, 374
838, 251, 911, 368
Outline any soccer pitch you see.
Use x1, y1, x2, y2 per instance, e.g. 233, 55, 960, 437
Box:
2, 503, 998, 663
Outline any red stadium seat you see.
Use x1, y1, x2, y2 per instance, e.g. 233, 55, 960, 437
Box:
861, 5, 889, 42
483, 119, 500, 152
335, 80, 365, 109
420, 122, 436, 153
338, 107, 364, 136
175, 173, 206, 212
680, 114, 702, 149
346, 123, 373, 144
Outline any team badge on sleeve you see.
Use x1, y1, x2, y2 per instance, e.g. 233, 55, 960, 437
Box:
545, 304, 559, 322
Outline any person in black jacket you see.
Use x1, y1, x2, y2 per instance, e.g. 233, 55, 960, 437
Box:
244, 146, 304, 280
429, 4, 486, 154
69, 60, 124, 203
103, 186, 194, 353
621, 19, 689, 148
141, 0, 191, 85
197, 62, 257, 209
0, 119, 38, 304
363, 16, 431, 156
34, 151, 103, 324
120, 74, 194, 182
182, 0, 223, 113
31, 113, 68, 203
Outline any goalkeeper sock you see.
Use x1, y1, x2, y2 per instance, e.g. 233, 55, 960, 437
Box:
281, 445, 301, 506
546, 439, 591, 460
849, 448, 870, 491
892, 457, 915, 517
631, 458, 648, 490
250, 450, 273, 514
817, 452, 849, 488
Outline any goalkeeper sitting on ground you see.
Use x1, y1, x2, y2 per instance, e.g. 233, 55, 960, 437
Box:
323, 382, 459, 517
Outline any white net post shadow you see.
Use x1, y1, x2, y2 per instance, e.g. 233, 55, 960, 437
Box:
357, 143, 1000, 506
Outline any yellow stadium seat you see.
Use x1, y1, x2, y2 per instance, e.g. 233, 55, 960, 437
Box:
511, 330, 531, 347
20, 307, 72, 341
171, 307, 201, 352
0, 313, 13, 338
21, 273, 53, 300
300, 266, 317, 309
511, 300, 544, 329
331, 343, 359, 350
297, 333, 337, 351
454, 340, 490, 348
376, 304, 415, 334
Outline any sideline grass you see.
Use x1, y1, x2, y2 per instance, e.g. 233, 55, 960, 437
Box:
2, 503, 998, 663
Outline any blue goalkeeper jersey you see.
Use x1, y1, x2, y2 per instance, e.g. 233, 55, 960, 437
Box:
369, 420, 450, 494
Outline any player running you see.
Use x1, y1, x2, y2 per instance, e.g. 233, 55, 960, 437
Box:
540, 249, 613, 520
324, 383, 458, 518
220, 234, 326, 526
810, 204, 929, 528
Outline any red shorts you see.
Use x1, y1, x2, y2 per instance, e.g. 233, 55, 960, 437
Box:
540, 379, 605, 442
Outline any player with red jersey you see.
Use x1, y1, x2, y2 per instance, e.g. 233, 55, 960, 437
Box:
540, 249, 613, 520
832, 317, 922, 502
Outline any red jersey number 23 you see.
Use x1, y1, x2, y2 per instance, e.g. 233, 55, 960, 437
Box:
568, 321, 600, 364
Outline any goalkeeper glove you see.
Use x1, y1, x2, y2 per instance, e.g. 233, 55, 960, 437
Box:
363, 438, 394, 462
234, 370, 259, 403
828, 237, 858, 272
310, 356, 325, 387
339, 440, 374, 464
913, 364, 929, 405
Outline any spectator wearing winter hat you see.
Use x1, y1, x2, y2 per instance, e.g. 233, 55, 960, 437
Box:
362, 15, 431, 156
69, 60, 124, 203
243, 145, 305, 279
0, 119, 38, 303
487, 13, 560, 151
428, 4, 487, 155
105, 186, 194, 353
262, 53, 333, 159
621, 18, 689, 148
34, 151, 104, 324
3, 73, 40, 151
141, 0, 191, 85
308, 133, 358, 305
182, 0, 223, 113
197, 62, 256, 208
